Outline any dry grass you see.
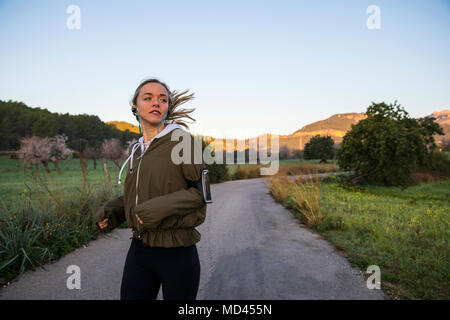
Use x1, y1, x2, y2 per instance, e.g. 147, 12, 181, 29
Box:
277, 162, 338, 176
232, 164, 263, 179
266, 169, 450, 299
409, 171, 450, 185
290, 173, 325, 227
267, 170, 326, 227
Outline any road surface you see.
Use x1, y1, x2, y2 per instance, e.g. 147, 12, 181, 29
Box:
0, 174, 385, 300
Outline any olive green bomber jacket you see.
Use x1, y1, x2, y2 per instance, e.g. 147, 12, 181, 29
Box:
93, 124, 207, 247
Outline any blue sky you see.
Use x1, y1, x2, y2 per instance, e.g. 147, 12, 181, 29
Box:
0, 0, 449, 139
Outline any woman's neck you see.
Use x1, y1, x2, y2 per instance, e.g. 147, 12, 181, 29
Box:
142, 123, 165, 144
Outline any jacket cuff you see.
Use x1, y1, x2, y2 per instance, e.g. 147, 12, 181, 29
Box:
93, 200, 125, 232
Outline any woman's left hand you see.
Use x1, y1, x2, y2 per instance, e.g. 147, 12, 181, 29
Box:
135, 214, 143, 224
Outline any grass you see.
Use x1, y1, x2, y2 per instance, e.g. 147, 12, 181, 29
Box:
0, 154, 341, 287
1, 156, 334, 202
227, 158, 340, 178
0, 156, 126, 286
0, 155, 121, 204
266, 173, 450, 299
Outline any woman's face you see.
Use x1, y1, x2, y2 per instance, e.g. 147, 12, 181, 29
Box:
134, 82, 169, 126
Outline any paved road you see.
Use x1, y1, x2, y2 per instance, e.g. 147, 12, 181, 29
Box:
0, 174, 385, 300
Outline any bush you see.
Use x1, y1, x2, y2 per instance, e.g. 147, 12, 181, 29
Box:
0, 175, 117, 286
231, 165, 262, 180
336, 101, 445, 188
206, 162, 230, 183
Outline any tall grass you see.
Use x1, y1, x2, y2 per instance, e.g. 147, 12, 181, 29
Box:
266, 171, 326, 227
277, 162, 338, 176
266, 172, 450, 299
290, 174, 324, 227
228, 161, 340, 181
0, 170, 122, 286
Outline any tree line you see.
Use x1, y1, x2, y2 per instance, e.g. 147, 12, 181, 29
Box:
0, 99, 139, 152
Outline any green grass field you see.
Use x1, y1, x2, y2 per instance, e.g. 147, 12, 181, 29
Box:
321, 177, 450, 299
268, 173, 450, 299
0, 155, 123, 204
1, 156, 331, 202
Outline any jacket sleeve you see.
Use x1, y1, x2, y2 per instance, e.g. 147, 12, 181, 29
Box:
175, 205, 207, 229
134, 134, 206, 231
93, 195, 126, 233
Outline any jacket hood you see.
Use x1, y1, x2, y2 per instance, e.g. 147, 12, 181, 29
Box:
117, 123, 183, 184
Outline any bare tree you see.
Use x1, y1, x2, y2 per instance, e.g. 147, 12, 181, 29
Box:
279, 145, 291, 160
291, 149, 302, 159
49, 134, 73, 174
123, 138, 138, 159
100, 138, 125, 193
17, 136, 53, 174
85, 146, 100, 170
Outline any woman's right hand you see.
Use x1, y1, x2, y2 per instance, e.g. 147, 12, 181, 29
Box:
97, 218, 109, 230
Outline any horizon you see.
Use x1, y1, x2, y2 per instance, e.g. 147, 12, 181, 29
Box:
1, 0, 449, 140
3, 97, 449, 140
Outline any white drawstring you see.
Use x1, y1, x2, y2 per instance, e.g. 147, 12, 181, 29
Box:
117, 142, 142, 184
117, 123, 183, 185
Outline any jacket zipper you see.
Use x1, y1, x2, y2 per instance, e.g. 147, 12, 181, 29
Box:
135, 142, 152, 236
135, 155, 143, 235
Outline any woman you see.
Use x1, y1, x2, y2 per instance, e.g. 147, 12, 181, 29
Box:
93, 78, 207, 300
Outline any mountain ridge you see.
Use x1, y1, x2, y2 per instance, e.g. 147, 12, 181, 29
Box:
107, 109, 450, 152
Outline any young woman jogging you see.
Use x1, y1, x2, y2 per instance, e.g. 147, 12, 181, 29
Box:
93, 78, 208, 300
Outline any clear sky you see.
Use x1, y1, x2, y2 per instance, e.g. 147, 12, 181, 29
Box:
1, 0, 449, 139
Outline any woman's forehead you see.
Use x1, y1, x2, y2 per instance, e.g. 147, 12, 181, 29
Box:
140, 82, 168, 95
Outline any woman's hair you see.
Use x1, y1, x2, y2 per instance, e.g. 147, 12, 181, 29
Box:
130, 77, 196, 130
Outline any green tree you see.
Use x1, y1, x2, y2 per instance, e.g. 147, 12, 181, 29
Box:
336, 101, 444, 188
0, 99, 140, 152
201, 139, 229, 183
303, 135, 335, 160
0, 117, 14, 149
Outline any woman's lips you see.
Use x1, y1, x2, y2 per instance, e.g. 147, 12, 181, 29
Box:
150, 110, 161, 115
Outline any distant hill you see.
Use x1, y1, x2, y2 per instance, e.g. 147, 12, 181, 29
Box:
206, 112, 369, 152
430, 110, 450, 149
107, 121, 140, 134
108, 110, 450, 152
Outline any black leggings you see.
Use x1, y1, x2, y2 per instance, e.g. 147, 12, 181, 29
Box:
120, 238, 200, 300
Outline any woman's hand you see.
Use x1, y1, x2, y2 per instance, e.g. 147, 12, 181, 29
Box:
97, 218, 109, 230
135, 214, 143, 224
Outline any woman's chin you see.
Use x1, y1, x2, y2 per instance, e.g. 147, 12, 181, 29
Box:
143, 118, 165, 127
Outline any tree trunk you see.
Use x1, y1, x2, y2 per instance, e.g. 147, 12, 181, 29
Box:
79, 153, 88, 183
53, 160, 62, 174
103, 159, 112, 194
41, 160, 51, 173
93, 158, 97, 170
